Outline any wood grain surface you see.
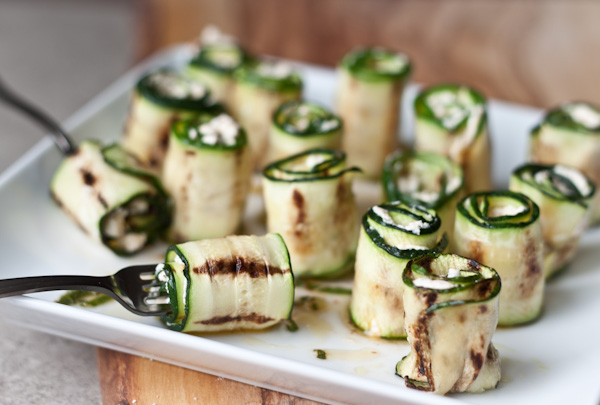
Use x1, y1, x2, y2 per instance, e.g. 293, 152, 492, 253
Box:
97, 348, 321, 405
140, 0, 600, 109
99, 1, 598, 404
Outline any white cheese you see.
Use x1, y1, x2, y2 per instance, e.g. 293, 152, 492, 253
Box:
104, 209, 127, 238
488, 204, 526, 217
121, 233, 147, 253
372, 206, 396, 225
373, 54, 407, 74
553, 165, 592, 196
397, 174, 419, 193
427, 91, 458, 120
200, 25, 236, 45
403, 220, 428, 235
319, 119, 339, 132
449, 105, 483, 160
413, 277, 454, 289
198, 114, 240, 146
149, 72, 206, 100
567, 103, 600, 130
256, 61, 294, 79
534, 170, 549, 184
413, 190, 439, 203
128, 199, 149, 215
294, 117, 310, 132
396, 244, 429, 250
445, 176, 462, 194
210, 48, 241, 68
447, 268, 461, 278
372, 206, 430, 235
305, 154, 326, 169
297, 105, 311, 116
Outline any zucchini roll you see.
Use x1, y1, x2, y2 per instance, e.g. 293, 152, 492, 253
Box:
350, 202, 447, 338
414, 84, 491, 193
337, 48, 411, 178
268, 101, 342, 163
186, 42, 248, 106
510, 163, 595, 278
382, 150, 464, 239
158, 233, 294, 333
231, 59, 303, 168
396, 254, 501, 395
162, 113, 251, 243
122, 70, 211, 171
50, 140, 171, 256
262, 149, 360, 278
453, 191, 544, 326
529, 102, 600, 224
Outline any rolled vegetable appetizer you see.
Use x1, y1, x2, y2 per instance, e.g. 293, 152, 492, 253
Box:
50, 140, 171, 256
453, 191, 544, 326
162, 113, 251, 243
337, 47, 411, 178
157, 233, 294, 332
187, 41, 248, 106
510, 163, 596, 278
262, 149, 360, 278
396, 254, 501, 395
529, 101, 600, 224
122, 70, 211, 170
231, 59, 303, 168
382, 150, 464, 239
414, 84, 491, 193
268, 101, 342, 163
350, 202, 447, 338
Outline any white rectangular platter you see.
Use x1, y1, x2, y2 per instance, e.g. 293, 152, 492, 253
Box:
1, 45, 599, 405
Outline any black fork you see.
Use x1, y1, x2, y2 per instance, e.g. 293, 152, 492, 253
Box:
0, 264, 171, 316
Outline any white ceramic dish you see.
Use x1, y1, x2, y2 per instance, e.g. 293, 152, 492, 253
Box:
1, 45, 599, 405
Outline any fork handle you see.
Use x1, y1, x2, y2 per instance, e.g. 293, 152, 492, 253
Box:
0, 275, 113, 298
0, 76, 76, 155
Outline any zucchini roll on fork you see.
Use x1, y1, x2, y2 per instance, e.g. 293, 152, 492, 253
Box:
162, 113, 251, 243
454, 191, 544, 326
529, 101, 600, 224
268, 101, 342, 163
231, 59, 303, 168
158, 234, 294, 333
414, 84, 491, 193
350, 202, 447, 338
397, 254, 501, 395
50, 140, 170, 256
510, 163, 595, 278
262, 149, 360, 278
382, 150, 464, 239
337, 47, 411, 178
122, 70, 211, 171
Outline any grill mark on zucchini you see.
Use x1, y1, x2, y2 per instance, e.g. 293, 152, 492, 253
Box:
197, 312, 274, 325
97, 194, 108, 209
520, 235, 543, 298
81, 169, 96, 186
292, 189, 305, 224
470, 349, 484, 372
191, 257, 287, 277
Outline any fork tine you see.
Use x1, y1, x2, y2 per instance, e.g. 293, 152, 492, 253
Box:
139, 271, 156, 281
145, 296, 170, 305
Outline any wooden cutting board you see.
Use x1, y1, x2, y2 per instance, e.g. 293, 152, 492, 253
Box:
97, 348, 321, 404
